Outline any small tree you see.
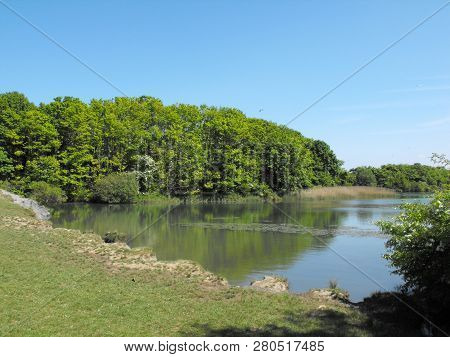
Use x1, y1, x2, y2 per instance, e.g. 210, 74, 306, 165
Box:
135, 155, 157, 193
377, 189, 450, 313
431, 153, 450, 169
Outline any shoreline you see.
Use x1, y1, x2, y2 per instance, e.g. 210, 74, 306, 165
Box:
0, 190, 355, 299
59, 186, 405, 206
0, 190, 431, 336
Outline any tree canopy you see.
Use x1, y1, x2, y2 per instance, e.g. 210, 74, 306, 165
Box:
1, 92, 448, 201
0, 92, 341, 200
349, 164, 449, 192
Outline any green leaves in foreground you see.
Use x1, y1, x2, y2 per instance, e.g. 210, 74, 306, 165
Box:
377, 189, 450, 303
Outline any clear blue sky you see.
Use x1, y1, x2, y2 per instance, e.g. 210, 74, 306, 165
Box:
1, 0, 449, 168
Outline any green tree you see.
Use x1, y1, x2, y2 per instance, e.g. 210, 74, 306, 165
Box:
0, 92, 350, 201
373, 164, 449, 192
16, 110, 60, 189
351, 166, 377, 186
0, 92, 36, 181
42, 97, 98, 200
377, 189, 450, 319
431, 153, 450, 168
308, 140, 342, 186
0, 147, 14, 180
26, 156, 63, 186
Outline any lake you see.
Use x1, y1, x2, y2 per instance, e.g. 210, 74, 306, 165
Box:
51, 195, 428, 301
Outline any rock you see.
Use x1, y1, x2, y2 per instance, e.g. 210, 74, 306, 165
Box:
311, 288, 350, 303
103, 231, 128, 244
0, 189, 51, 220
312, 289, 334, 299
250, 276, 289, 293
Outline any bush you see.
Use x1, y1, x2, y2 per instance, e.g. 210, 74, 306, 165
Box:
327, 280, 350, 302
0, 180, 13, 191
29, 181, 67, 206
71, 186, 93, 202
102, 231, 128, 244
377, 189, 450, 315
93, 173, 139, 203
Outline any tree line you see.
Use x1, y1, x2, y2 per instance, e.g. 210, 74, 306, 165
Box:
347, 164, 449, 192
0, 92, 448, 202
0, 92, 342, 201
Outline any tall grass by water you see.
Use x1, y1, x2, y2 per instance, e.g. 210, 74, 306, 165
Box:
298, 186, 397, 200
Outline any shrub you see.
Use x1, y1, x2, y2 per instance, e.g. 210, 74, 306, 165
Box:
93, 172, 139, 203
0, 180, 25, 196
71, 186, 93, 202
328, 279, 338, 290
29, 181, 67, 206
0, 180, 13, 191
327, 279, 350, 301
103, 231, 128, 244
377, 189, 450, 314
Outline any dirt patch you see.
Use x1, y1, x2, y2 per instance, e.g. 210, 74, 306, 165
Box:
0, 215, 52, 231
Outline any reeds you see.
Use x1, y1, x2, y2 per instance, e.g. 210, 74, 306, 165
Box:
298, 186, 397, 200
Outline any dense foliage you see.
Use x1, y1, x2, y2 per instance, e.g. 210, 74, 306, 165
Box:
93, 173, 139, 203
308, 140, 343, 186
1, 92, 448, 201
29, 181, 67, 206
0, 92, 342, 200
377, 189, 450, 319
349, 164, 449, 192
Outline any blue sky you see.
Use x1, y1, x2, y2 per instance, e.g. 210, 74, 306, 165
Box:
1, 0, 449, 168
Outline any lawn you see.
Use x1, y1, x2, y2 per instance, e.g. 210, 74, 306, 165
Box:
0, 193, 397, 336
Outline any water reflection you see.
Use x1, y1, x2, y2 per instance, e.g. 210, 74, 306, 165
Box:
52, 196, 427, 301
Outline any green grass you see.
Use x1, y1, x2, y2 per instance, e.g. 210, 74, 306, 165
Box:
0, 194, 34, 218
0, 194, 417, 336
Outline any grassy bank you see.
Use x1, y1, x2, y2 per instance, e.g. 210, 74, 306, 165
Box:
0, 193, 424, 336
297, 186, 397, 200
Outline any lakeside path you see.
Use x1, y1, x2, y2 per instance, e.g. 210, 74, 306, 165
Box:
0, 192, 420, 336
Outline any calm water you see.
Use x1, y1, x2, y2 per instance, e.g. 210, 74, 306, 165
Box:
51, 195, 428, 301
